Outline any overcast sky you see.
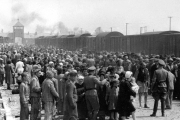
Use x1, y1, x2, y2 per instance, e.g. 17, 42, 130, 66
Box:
0, 0, 180, 35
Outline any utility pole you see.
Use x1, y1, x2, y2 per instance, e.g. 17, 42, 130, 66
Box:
81, 28, 82, 34
111, 27, 112, 32
168, 16, 172, 31
140, 27, 143, 34
126, 23, 128, 36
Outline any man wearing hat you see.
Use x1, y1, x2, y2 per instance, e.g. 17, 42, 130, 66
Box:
84, 66, 107, 120
165, 58, 176, 75
30, 65, 42, 120
150, 59, 169, 117
63, 71, 78, 120
42, 71, 59, 120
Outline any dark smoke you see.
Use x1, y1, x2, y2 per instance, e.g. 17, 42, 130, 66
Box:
11, 3, 45, 26
51, 22, 69, 35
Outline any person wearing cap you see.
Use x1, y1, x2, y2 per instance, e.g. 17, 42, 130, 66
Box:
83, 66, 107, 120
136, 62, 150, 108
30, 65, 42, 120
122, 55, 132, 71
150, 59, 169, 117
56, 67, 64, 115
63, 71, 78, 120
19, 72, 30, 120
42, 71, 59, 120
165, 58, 176, 75
75, 75, 87, 120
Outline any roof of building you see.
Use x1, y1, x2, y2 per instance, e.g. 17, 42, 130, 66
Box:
13, 20, 24, 27
0, 33, 9, 37
142, 31, 180, 35
74, 33, 91, 38
96, 32, 124, 38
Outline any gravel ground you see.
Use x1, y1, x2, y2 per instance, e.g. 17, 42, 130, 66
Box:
1, 85, 180, 120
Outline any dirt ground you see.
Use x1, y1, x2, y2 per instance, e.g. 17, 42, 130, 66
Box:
1, 85, 180, 120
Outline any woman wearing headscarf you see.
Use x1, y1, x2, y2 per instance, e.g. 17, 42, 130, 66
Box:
75, 75, 87, 120
5, 60, 14, 89
117, 71, 136, 120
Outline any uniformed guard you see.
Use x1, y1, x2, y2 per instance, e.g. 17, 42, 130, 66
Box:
150, 59, 169, 117
84, 66, 107, 120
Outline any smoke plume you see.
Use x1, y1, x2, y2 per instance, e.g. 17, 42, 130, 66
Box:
11, 3, 45, 26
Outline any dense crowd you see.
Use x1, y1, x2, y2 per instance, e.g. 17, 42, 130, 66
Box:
0, 44, 180, 120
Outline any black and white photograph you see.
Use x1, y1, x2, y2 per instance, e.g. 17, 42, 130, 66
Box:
0, 0, 180, 120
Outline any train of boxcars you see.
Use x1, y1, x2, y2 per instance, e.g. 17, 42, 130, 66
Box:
34, 31, 180, 56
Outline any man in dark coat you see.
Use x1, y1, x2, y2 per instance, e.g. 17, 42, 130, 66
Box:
63, 71, 78, 120
150, 59, 169, 117
5, 60, 14, 89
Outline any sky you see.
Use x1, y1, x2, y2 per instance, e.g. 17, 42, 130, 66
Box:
0, 0, 180, 35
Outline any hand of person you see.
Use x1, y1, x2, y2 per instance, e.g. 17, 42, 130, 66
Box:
101, 79, 107, 85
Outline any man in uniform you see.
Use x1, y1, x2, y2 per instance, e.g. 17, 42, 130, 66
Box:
63, 71, 78, 120
30, 65, 42, 120
84, 66, 107, 120
150, 59, 169, 117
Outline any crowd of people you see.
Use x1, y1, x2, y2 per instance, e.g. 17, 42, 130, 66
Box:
0, 44, 180, 120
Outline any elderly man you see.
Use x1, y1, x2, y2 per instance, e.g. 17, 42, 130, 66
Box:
150, 59, 169, 117
20, 72, 30, 120
42, 71, 59, 120
165, 71, 176, 109
63, 71, 78, 120
30, 65, 42, 120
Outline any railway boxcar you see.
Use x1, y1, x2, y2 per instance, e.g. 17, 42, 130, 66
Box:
96, 32, 124, 52
34, 30, 180, 56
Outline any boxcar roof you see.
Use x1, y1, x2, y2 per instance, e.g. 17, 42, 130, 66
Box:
74, 33, 91, 38
96, 32, 124, 38
142, 31, 180, 35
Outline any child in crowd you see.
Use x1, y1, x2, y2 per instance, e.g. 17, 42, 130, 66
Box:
107, 74, 119, 120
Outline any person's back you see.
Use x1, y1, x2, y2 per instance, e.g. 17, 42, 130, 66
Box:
42, 78, 58, 102
155, 68, 168, 83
